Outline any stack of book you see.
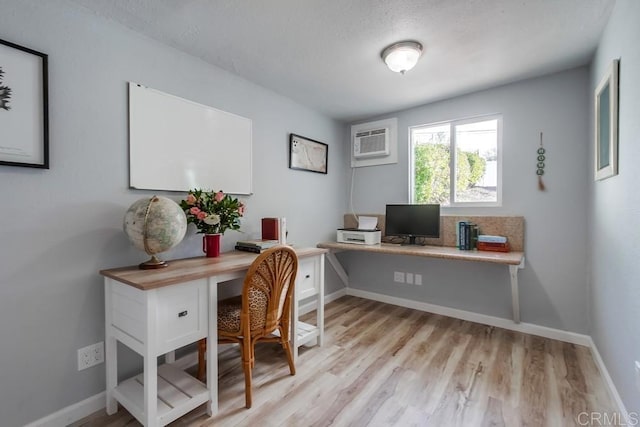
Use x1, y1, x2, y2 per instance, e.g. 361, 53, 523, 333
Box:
477, 235, 510, 252
235, 239, 280, 254
457, 221, 479, 250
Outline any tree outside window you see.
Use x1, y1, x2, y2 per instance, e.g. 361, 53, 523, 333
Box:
411, 116, 501, 207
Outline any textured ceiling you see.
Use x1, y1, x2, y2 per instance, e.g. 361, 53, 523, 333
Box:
70, 0, 614, 122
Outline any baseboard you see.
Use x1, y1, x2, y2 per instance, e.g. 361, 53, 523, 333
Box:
23, 391, 106, 427
299, 288, 347, 315
587, 337, 630, 423
346, 288, 592, 346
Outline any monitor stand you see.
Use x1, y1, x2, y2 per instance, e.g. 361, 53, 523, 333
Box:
402, 236, 418, 246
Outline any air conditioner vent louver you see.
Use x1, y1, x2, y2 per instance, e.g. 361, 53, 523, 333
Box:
353, 127, 390, 158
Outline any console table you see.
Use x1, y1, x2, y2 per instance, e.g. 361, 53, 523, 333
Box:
100, 247, 326, 427
317, 242, 524, 323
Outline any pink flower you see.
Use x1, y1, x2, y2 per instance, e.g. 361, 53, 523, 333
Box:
190, 207, 201, 215
238, 204, 245, 216
197, 211, 207, 220
215, 191, 225, 202
186, 194, 197, 205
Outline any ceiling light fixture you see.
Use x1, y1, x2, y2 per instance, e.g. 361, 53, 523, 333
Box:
381, 41, 423, 74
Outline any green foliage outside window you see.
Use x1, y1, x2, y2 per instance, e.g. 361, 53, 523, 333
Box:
414, 144, 486, 204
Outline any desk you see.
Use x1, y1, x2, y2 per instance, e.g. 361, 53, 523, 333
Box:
317, 242, 524, 323
100, 247, 326, 427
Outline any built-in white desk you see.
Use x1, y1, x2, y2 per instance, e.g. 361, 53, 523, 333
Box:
317, 242, 525, 323
100, 247, 326, 427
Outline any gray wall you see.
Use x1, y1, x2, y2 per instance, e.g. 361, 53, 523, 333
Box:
589, 0, 640, 414
0, 1, 348, 425
346, 67, 591, 332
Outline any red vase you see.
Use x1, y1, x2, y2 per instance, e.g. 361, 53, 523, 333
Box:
202, 234, 221, 258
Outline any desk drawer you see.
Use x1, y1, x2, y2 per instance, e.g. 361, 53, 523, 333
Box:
156, 279, 208, 354
296, 257, 319, 300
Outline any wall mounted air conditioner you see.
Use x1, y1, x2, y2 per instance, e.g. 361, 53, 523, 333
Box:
353, 128, 390, 158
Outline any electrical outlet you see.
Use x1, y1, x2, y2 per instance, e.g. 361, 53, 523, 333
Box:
394, 271, 405, 283
414, 274, 422, 285
635, 360, 640, 391
406, 273, 414, 284
78, 342, 104, 371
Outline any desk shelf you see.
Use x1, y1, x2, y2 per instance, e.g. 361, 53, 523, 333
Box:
113, 364, 209, 426
296, 321, 319, 347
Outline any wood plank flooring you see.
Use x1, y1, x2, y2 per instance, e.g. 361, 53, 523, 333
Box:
72, 296, 618, 426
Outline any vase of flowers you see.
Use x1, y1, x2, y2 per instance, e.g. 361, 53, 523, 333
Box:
180, 189, 245, 257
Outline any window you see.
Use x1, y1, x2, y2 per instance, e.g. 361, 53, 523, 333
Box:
410, 115, 501, 207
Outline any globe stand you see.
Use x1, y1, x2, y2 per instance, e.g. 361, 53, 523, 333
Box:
139, 254, 168, 270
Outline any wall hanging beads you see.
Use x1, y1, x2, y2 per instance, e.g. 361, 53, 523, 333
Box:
537, 132, 546, 191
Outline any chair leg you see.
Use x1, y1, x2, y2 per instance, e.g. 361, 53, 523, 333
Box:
197, 338, 207, 382
240, 339, 253, 408
281, 334, 296, 376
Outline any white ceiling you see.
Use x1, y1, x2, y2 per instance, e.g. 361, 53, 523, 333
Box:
71, 0, 614, 122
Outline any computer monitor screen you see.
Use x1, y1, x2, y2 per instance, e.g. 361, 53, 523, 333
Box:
384, 204, 440, 245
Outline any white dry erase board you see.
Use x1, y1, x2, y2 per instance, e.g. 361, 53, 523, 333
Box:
128, 82, 252, 194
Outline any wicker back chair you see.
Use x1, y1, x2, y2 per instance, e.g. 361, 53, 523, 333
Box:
197, 245, 298, 408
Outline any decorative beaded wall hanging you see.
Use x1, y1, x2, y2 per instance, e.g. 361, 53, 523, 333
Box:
537, 132, 546, 191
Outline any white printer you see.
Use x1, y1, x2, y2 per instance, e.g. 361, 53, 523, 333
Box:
336, 228, 381, 245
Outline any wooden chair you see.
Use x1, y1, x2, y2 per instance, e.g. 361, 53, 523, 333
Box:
197, 245, 298, 408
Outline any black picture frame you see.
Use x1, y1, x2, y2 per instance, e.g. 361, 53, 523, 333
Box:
0, 38, 49, 169
289, 133, 328, 174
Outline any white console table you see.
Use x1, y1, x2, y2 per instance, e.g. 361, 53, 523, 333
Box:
100, 247, 326, 427
317, 242, 524, 323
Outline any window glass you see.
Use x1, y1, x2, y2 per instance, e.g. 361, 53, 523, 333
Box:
411, 115, 501, 207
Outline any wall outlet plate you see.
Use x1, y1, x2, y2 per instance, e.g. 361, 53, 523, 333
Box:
78, 342, 104, 371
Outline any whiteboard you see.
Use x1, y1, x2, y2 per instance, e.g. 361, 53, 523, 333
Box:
128, 82, 252, 194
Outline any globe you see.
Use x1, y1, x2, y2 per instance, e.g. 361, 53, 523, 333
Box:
123, 196, 187, 269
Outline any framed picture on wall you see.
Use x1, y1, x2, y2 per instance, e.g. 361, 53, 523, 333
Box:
289, 133, 328, 174
594, 59, 619, 181
0, 38, 49, 169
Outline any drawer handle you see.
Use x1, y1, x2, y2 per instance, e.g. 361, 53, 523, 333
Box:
178, 310, 188, 318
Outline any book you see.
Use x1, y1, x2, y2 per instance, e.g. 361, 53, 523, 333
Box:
261, 218, 280, 241
478, 235, 508, 244
477, 241, 510, 252
235, 245, 265, 254
457, 221, 478, 250
235, 239, 279, 249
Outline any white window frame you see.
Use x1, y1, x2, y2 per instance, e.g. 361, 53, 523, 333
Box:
409, 114, 502, 208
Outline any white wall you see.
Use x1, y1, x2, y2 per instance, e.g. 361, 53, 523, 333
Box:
589, 0, 640, 414
0, 1, 348, 425
347, 67, 591, 332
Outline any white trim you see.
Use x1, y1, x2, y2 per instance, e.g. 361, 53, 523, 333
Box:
587, 337, 630, 423
24, 391, 106, 427
346, 288, 591, 346
299, 288, 347, 315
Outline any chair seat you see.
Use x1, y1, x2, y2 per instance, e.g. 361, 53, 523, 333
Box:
218, 288, 269, 334
218, 295, 242, 333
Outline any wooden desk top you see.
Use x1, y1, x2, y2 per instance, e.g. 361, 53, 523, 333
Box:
100, 247, 327, 290
317, 242, 524, 266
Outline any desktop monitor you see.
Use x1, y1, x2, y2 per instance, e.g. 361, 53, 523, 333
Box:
384, 204, 440, 245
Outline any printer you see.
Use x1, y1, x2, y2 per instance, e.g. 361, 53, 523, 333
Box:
336, 215, 381, 245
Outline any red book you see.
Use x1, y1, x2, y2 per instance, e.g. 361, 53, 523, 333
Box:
477, 242, 510, 252
261, 218, 280, 241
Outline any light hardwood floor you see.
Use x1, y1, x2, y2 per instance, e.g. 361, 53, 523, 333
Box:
73, 296, 618, 426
